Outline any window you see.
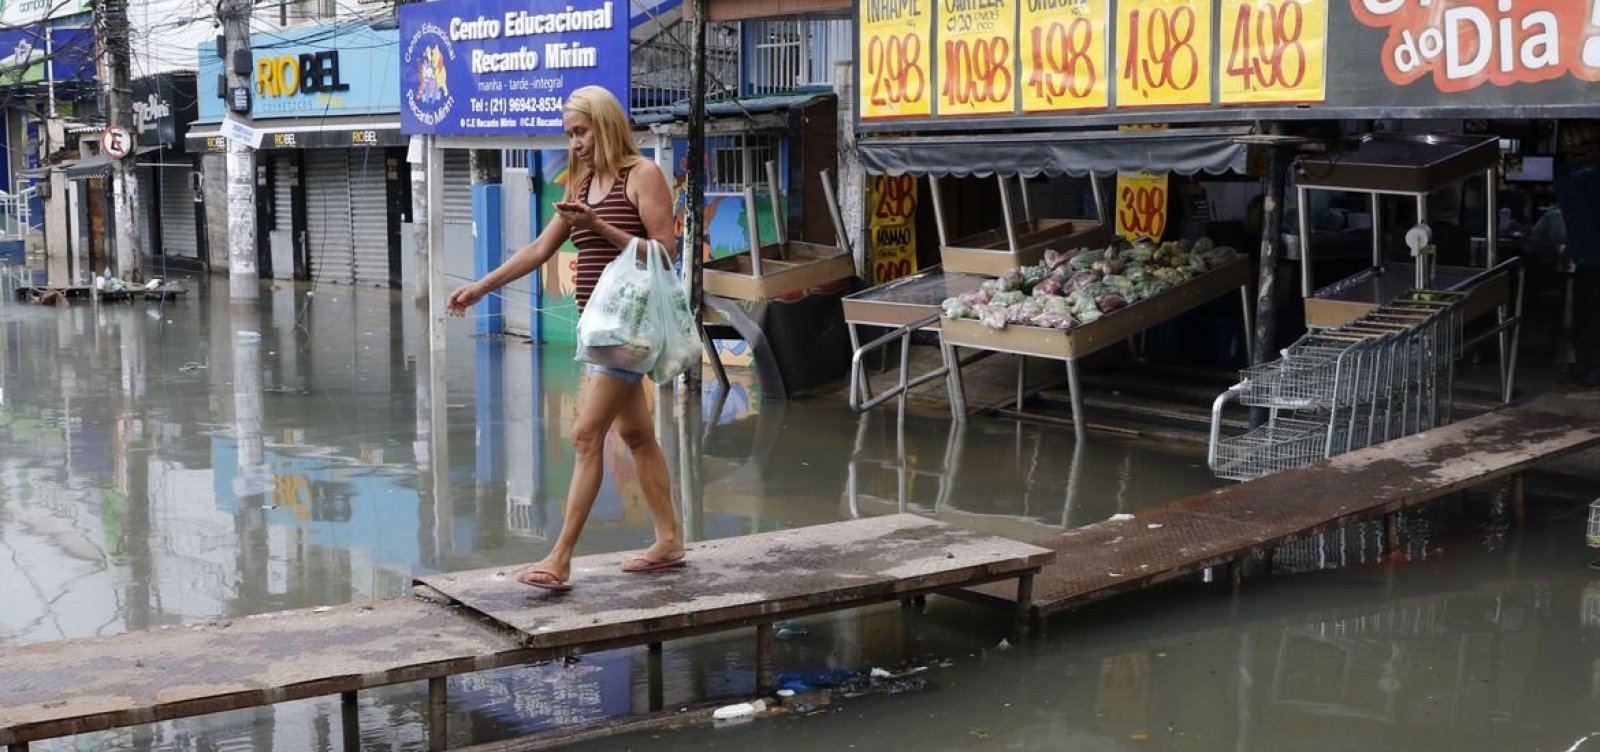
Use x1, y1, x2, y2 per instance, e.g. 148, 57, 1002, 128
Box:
706, 134, 781, 196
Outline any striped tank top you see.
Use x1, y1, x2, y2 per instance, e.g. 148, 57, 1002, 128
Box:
570, 165, 646, 312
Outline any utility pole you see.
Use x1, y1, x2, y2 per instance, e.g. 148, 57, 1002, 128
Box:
100, 0, 140, 280
683, 0, 707, 390
220, 0, 259, 302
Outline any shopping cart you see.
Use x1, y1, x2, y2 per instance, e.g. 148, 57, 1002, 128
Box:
1208, 290, 1465, 482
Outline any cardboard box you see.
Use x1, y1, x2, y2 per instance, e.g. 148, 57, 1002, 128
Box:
941, 218, 1110, 277
703, 241, 856, 301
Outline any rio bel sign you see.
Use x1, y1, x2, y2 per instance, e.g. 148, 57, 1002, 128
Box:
398, 0, 630, 136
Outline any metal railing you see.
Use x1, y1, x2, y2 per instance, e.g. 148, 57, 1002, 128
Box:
631, 5, 742, 113
0, 188, 36, 243
743, 18, 852, 95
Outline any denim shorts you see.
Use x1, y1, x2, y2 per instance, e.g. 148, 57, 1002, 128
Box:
588, 364, 645, 384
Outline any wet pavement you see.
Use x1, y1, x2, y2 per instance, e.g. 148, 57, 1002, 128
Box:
2, 275, 1598, 751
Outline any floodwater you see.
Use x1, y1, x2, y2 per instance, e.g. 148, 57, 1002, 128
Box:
1, 275, 1597, 751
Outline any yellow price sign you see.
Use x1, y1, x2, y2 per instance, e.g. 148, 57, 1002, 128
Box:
1114, 0, 1213, 108
859, 0, 934, 119
869, 175, 918, 284
1021, 0, 1108, 112
1219, 0, 1327, 105
937, 0, 1017, 116
1115, 171, 1170, 241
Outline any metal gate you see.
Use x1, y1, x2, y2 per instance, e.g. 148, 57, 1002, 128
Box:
442, 151, 472, 225
348, 150, 392, 287
304, 151, 353, 284
158, 166, 198, 258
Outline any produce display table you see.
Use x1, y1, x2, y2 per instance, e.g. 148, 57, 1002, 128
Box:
839, 267, 990, 412
940, 260, 1254, 438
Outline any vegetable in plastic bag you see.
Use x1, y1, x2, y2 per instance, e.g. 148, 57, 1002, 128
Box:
976, 304, 1009, 330
990, 290, 1027, 307
997, 269, 1025, 292
1033, 276, 1065, 297
960, 289, 992, 307
1096, 293, 1129, 312
942, 299, 974, 319
1063, 270, 1097, 294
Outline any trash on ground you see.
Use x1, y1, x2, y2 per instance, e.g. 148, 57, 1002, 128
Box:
179, 362, 208, 372
774, 622, 809, 640
996, 638, 1012, 651
1109, 514, 1136, 522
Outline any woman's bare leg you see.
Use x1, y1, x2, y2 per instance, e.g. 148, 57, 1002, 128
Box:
611, 381, 684, 564
517, 371, 635, 587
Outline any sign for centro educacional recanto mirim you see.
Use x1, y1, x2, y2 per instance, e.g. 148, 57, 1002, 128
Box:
399, 0, 629, 136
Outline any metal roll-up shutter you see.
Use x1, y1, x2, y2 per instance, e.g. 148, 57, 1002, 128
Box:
304, 151, 353, 284
136, 166, 155, 254
158, 167, 198, 258
272, 157, 295, 234
349, 151, 392, 287
443, 151, 472, 225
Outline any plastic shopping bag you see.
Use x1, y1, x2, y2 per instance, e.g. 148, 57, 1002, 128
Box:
575, 239, 660, 374
648, 245, 701, 384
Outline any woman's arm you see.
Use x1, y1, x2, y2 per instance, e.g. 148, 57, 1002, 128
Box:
446, 213, 571, 315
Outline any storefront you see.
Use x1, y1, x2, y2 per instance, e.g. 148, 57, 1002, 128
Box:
132, 72, 202, 267
839, 0, 1600, 461
187, 24, 450, 288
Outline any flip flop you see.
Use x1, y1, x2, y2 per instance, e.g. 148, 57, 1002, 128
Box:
516, 566, 572, 592
621, 554, 687, 573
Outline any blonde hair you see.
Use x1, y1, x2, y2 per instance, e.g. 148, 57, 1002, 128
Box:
563, 85, 643, 201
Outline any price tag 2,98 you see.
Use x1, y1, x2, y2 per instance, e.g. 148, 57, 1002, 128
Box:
1219, 0, 1327, 104
860, 0, 934, 119
1115, 0, 1213, 108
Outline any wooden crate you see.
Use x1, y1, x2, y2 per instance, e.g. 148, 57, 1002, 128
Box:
703, 241, 855, 301
941, 218, 1110, 277
940, 260, 1250, 360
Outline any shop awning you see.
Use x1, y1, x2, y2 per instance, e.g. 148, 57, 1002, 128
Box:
64, 154, 112, 179
859, 125, 1253, 179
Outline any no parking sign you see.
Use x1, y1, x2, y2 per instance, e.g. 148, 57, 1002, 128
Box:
101, 126, 133, 158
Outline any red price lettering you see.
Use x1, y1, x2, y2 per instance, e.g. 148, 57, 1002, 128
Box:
941, 36, 1013, 106
1029, 18, 1097, 104
867, 33, 927, 107
873, 176, 916, 221
1121, 6, 1200, 97
874, 259, 914, 283
1118, 185, 1167, 238
1225, 1, 1306, 91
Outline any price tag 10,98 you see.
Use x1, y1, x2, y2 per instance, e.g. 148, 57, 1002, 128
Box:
1219, 0, 1327, 104
1114, 0, 1213, 108
1021, 0, 1108, 112
860, 0, 934, 119
938, 0, 1018, 116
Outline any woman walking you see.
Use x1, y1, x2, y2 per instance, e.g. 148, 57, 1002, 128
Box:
446, 85, 685, 590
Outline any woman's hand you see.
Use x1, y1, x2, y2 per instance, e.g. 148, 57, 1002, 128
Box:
555, 201, 600, 232
446, 282, 488, 317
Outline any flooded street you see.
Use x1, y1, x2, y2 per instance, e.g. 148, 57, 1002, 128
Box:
3, 277, 1599, 751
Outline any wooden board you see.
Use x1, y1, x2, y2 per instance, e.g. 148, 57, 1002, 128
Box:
417, 514, 1054, 649
966, 407, 1600, 617
940, 260, 1250, 360
941, 218, 1110, 277
0, 599, 535, 746
702, 241, 855, 301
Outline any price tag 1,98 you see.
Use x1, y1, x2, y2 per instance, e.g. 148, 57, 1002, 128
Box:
860, 0, 934, 119
1219, 0, 1327, 105
1114, 0, 1213, 108
1021, 0, 1108, 112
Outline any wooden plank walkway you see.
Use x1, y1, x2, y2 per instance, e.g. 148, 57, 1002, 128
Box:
0, 515, 1050, 751
967, 405, 1600, 617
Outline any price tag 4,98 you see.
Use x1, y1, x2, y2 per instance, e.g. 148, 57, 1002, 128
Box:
1219, 0, 1327, 104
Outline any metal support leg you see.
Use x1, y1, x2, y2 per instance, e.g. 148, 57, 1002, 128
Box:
699, 322, 730, 393
1513, 473, 1526, 528
944, 339, 968, 419
1065, 358, 1086, 441
1015, 356, 1027, 411
1229, 560, 1244, 594
341, 691, 360, 752
1239, 285, 1256, 365
428, 677, 448, 752
648, 642, 665, 712
755, 623, 775, 692
1015, 572, 1035, 637
1386, 512, 1401, 553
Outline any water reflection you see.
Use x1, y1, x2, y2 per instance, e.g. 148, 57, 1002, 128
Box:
9, 278, 1586, 751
